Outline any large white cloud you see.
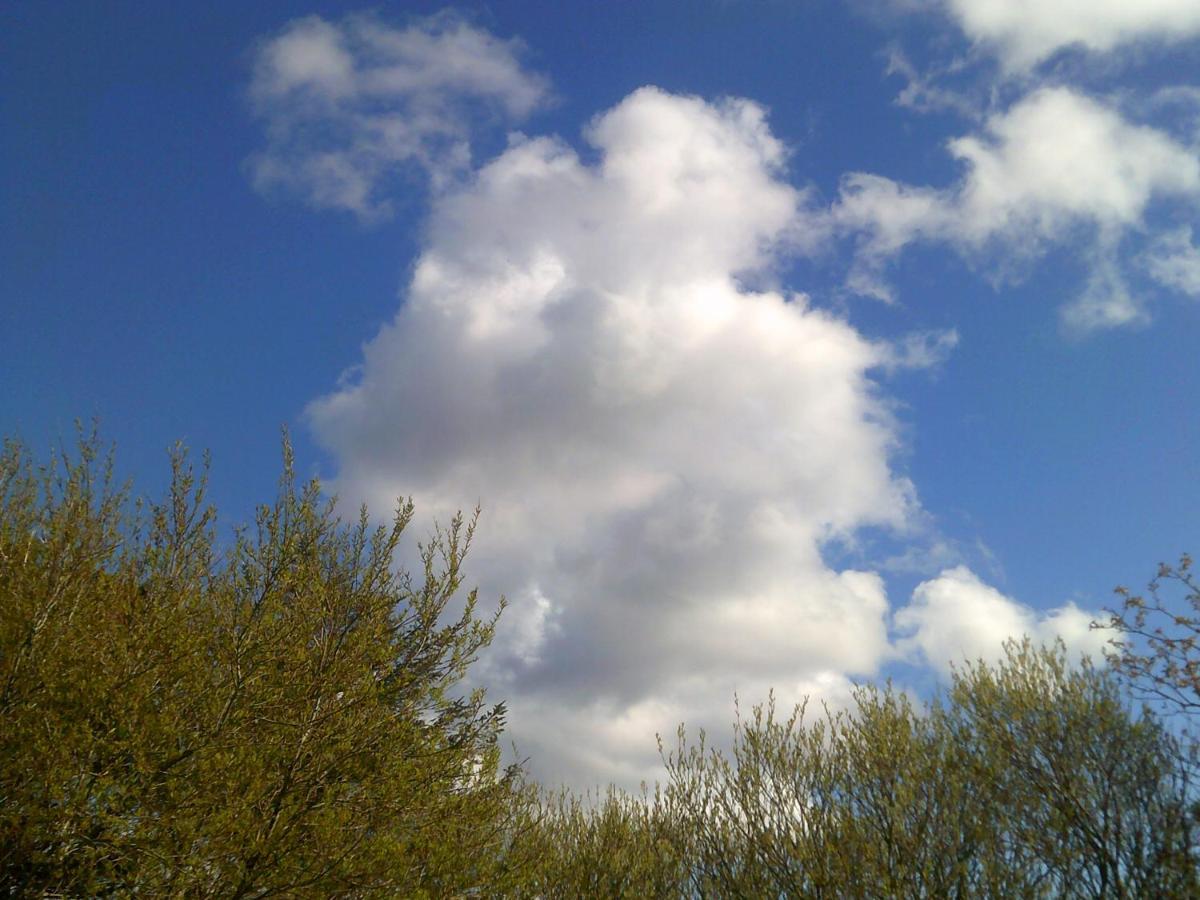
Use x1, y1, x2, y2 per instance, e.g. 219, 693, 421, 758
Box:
834, 87, 1200, 328
895, 566, 1110, 676
306, 86, 928, 787
248, 12, 549, 220
244, 12, 1154, 788
932, 0, 1200, 71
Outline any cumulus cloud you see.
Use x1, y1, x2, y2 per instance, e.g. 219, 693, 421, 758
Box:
247, 12, 549, 220
239, 6, 1196, 787
306, 86, 930, 787
931, 0, 1200, 71
834, 87, 1200, 327
895, 566, 1110, 676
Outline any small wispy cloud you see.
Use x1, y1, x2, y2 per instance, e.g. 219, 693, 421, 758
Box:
247, 11, 550, 221
1142, 226, 1200, 298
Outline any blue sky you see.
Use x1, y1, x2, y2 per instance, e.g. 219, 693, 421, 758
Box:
4, 0, 1200, 787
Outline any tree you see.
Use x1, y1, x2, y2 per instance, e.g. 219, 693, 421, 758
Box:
942, 640, 1195, 897
6, 429, 1197, 896
1102, 555, 1200, 736
0, 432, 523, 897
658, 641, 1197, 898
499, 785, 685, 899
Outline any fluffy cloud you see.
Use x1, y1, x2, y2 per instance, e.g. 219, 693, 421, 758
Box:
946, 89, 1198, 240
835, 87, 1200, 327
934, 0, 1200, 70
249, 12, 1155, 788
895, 566, 1110, 676
307, 86, 925, 787
248, 12, 549, 219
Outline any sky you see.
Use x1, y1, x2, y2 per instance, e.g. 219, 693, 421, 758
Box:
4, 0, 1200, 789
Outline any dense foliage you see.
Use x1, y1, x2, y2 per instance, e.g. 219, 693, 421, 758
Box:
655, 643, 1196, 898
2, 435, 1197, 897
0, 434, 521, 896
502, 642, 1197, 899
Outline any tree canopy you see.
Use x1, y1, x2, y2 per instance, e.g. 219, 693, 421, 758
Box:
0, 433, 522, 896
2, 433, 1196, 897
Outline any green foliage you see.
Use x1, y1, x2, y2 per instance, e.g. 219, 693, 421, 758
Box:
3, 430, 1196, 896
941, 641, 1195, 897
657, 640, 1197, 898
500, 785, 685, 899
492, 640, 1200, 899
0, 432, 521, 897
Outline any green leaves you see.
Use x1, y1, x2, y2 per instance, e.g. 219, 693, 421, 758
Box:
531, 642, 1197, 898
0, 433, 520, 897
3, 431, 1196, 896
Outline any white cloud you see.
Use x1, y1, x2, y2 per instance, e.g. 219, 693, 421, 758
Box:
895, 566, 1110, 676
247, 12, 549, 220
947, 89, 1198, 239
1060, 240, 1147, 331
1143, 226, 1200, 297
836, 173, 952, 303
307, 86, 928, 787
878, 328, 960, 371
884, 46, 981, 118
834, 87, 1200, 328
936, 0, 1200, 71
